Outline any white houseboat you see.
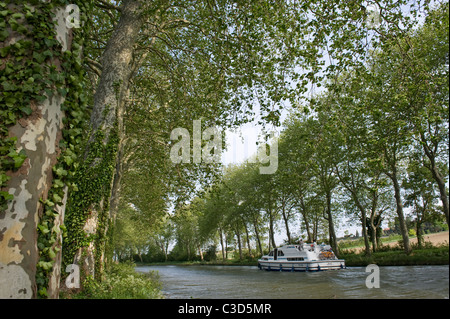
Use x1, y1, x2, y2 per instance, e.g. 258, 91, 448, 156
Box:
258, 243, 345, 272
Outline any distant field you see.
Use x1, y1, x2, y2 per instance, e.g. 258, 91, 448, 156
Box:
340, 231, 449, 253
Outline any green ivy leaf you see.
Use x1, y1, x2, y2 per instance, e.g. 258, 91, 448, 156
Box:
2, 81, 16, 91
53, 179, 64, 188
0, 190, 13, 201
20, 106, 33, 115
0, 29, 8, 41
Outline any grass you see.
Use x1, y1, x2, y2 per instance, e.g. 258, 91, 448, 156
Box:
61, 261, 163, 299
338, 234, 406, 250
340, 244, 449, 267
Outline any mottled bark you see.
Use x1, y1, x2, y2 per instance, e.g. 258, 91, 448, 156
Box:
0, 7, 70, 298
73, 0, 144, 278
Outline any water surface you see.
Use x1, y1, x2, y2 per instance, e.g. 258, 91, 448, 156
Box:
136, 264, 449, 299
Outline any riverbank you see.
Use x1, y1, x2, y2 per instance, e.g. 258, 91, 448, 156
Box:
140, 232, 449, 268
339, 231, 449, 266
339, 231, 449, 253
60, 262, 163, 299
139, 247, 449, 268
341, 246, 449, 267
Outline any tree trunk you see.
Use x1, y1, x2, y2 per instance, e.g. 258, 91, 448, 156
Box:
236, 232, 242, 260
252, 216, 263, 256
360, 209, 371, 256
268, 195, 276, 249
388, 171, 411, 254
68, 0, 144, 279
281, 200, 292, 244
335, 166, 371, 256
299, 198, 312, 242
219, 227, 225, 260
198, 244, 203, 261
430, 165, 449, 227
345, 188, 370, 255
369, 191, 379, 253
420, 133, 449, 227
0, 4, 72, 299
268, 214, 276, 249
369, 218, 377, 252
225, 233, 229, 260
243, 221, 253, 258
325, 190, 339, 256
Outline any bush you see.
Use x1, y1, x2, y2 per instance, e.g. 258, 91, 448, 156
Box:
65, 262, 163, 299
204, 245, 218, 261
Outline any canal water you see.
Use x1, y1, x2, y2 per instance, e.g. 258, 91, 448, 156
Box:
136, 265, 449, 299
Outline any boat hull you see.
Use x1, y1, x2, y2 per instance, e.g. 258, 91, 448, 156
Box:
257, 259, 346, 272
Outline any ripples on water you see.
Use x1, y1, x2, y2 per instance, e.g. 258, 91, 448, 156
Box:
136, 265, 449, 299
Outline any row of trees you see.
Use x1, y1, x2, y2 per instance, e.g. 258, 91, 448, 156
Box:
162, 2, 449, 260
1, 0, 446, 297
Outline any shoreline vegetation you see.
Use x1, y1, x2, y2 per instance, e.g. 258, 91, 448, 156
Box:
63, 231, 448, 299
138, 231, 449, 268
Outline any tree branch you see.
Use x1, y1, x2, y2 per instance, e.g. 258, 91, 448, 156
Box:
96, 0, 122, 12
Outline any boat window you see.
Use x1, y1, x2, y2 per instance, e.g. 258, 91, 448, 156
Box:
287, 257, 304, 261
277, 250, 284, 256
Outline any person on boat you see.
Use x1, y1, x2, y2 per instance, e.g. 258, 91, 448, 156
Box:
298, 238, 304, 250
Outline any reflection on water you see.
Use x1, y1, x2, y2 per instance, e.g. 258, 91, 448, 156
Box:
136, 265, 449, 299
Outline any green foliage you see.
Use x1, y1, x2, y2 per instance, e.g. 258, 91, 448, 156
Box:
166, 3, 449, 262
62, 262, 163, 299
62, 127, 119, 273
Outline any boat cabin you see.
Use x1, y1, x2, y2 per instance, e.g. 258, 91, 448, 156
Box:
262, 244, 336, 261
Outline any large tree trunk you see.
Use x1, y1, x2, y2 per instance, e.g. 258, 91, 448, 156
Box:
325, 190, 339, 256
420, 126, 449, 227
433, 168, 449, 226
428, 160, 449, 227
0, 5, 72, 299
299, 198, 312, 243
219, 227, 225, 260
268, 211, 276, 249
252, 216, 263, 256
281, 199, 292, 244
235, 230, 242, 261
358, 204, 371, 256
388, 170, 411, 254
242, 221, 253, 258
68, 0, 144, 280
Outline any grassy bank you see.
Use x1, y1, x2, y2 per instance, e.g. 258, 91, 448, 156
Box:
61, 262, 163, 299
338, 231, 449, 266
341, 246, 449, 267
141, 242, 449, 268
142, 248, 449, 268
